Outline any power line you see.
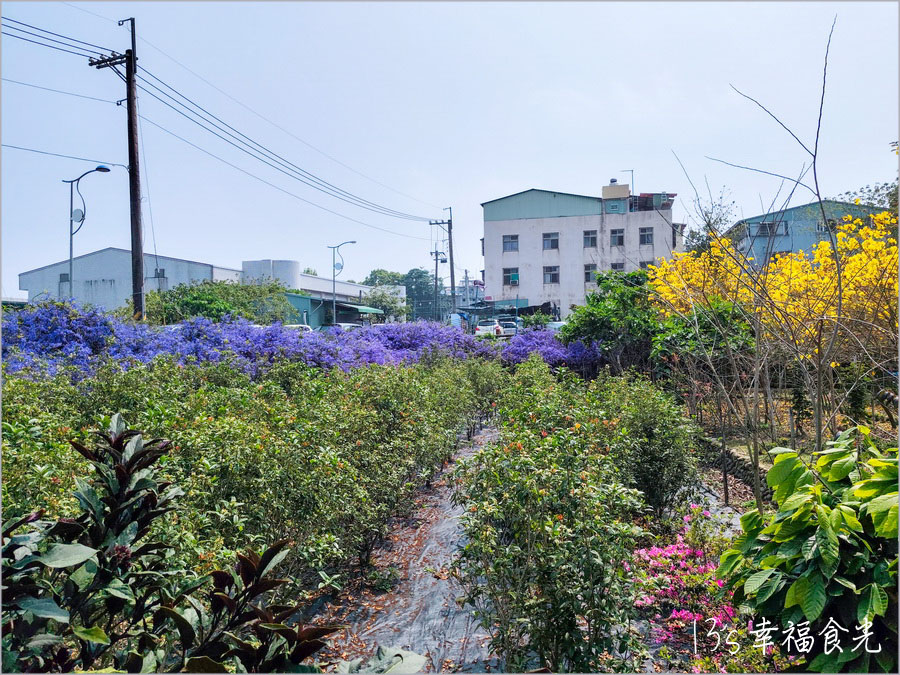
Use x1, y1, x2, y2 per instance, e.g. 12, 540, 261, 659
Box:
1, 30, 95, 58
56, 0, 442, 211
137, 69, 431, 222
2, 16, 114, 54
2, 23, 104, 56
138, 114, 431, 242
1, 77, 118, 104
1, 143, 124, 167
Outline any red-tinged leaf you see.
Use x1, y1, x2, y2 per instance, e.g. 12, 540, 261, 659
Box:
244, 578, 288, 600
236, 554, 256, 585
2, 510, 46, 537
210, 570, 234, 591
290, 638, 328, 663
294, 625, 343, 642
246, 548, 261, 567
212, 592, 236, 613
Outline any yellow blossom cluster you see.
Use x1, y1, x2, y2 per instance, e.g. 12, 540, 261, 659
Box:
649, 211, 898, 361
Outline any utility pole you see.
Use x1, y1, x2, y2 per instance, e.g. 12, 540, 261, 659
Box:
90, 18, 144, 319
430, 244, 446, 322
430, 207, 454, 313
463, 269, 470, 305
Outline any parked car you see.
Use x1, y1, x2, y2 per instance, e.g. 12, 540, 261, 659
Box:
474, 319, 502, 337
284, 324, 313, 332
317, 323, 362, 332
499, 321, 518, 337
546, 321, 567, 332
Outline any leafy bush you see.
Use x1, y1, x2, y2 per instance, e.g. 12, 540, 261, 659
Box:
717, 426, 898, 672
560, 270, 661, 374
123, 278, 301, 325
589, 375, 700, 519
3, 354, 507, 584
1, 414, 338, 673
521, 312, 551, 328
453, 356, 647, 672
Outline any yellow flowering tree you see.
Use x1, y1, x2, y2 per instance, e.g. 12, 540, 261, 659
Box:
649, 208, 898, 463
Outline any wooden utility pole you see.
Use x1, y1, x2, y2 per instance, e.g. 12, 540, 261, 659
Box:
430, 245, 445, 322
89, 18, 144, 319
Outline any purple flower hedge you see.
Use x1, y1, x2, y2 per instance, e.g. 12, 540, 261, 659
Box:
2, 303, 603, 379
500, 327, 602, 370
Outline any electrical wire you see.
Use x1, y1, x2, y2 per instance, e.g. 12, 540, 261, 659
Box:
3, 23, 106, 56
1, 77, 118, 104
134, 85, 162, 280
1, 30, 95, 58
1, 143, 124, 167
2, 15, 114, 53
135, 80, 434, 231
137, 113, 430, 242
137, 69, 432, 222
56, 0, 442, 211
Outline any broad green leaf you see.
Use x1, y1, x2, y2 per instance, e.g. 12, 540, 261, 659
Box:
801, 573, 826, 621
767, 456, 799, 488
740, 510, 763, 533
70, 560, 98, 591
858, 585, 875, 624
833, 576, 858, 593
872, 503, 898, 538
756, 572, 783, 603
872, 584, 888, 617
785, 576, 808, 609
866, 493, 897, 514
39, 544, 97, 568
780, 491, 812, 512
103, 578, 135, 603
816, 522, 840, 570
828, 455, 856, 481
17, 597, 69, 623
26, 634, 64, 650
744, 568, 775, 596
801, 534, 817, 560
837, 505, 862, 532
72, 625, 110, 645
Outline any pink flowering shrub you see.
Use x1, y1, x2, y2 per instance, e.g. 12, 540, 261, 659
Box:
633, 513, 789, 672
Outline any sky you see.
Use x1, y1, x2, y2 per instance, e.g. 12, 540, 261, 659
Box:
2, 1, 897, 299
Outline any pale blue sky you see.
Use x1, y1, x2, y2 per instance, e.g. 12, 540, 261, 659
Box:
2, 2, 897, 298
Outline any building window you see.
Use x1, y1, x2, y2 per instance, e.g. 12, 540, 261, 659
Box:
610, 229, 624, 247
502, 234, 519, 252
607, 202, 621, 213
611, 262, 625, 271
543, 266, 559, 284
639, 261, 653, 270
756, 221, 785, 237
503, 267, 519, 286
584, 264, 597, 283
583, 229, 597, 248
817, 219, 836, 233
639, 227, 654, 245
542, 232, 559, 250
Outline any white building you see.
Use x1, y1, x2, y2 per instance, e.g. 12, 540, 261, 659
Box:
17, 248, 381, 310
481, 183, 684, 318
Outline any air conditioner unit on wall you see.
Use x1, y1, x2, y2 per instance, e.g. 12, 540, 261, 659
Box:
510, 280, 518, 286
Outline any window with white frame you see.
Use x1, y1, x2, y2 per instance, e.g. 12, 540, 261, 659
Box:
584, 264, 597, 283
583, 230, 597, 248
610, 229, 624, 247
543, 266, 559, 283
502, 234, 519, 252
502, 267, 519, 286
542, 232, 559, 250
639, 227, 654, 245
611, 262, 625, 271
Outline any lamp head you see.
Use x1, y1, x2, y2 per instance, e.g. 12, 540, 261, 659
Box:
95, 165, 111, 173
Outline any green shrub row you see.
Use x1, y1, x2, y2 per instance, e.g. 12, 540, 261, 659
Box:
451, 356, 701, 672
2, 355, 507, 585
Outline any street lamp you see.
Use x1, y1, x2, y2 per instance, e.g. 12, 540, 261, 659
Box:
62, 165, 110, 299
327, 240, 356, 325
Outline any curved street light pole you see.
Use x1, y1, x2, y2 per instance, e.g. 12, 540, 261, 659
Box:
62, 165, 110, 300
327, 240, 356, 325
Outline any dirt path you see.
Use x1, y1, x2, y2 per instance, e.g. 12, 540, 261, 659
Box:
310, 427, 500, 673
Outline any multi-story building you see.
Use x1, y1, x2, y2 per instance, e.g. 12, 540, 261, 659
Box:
481, 182, 683, 318
725, 200, 885, 264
